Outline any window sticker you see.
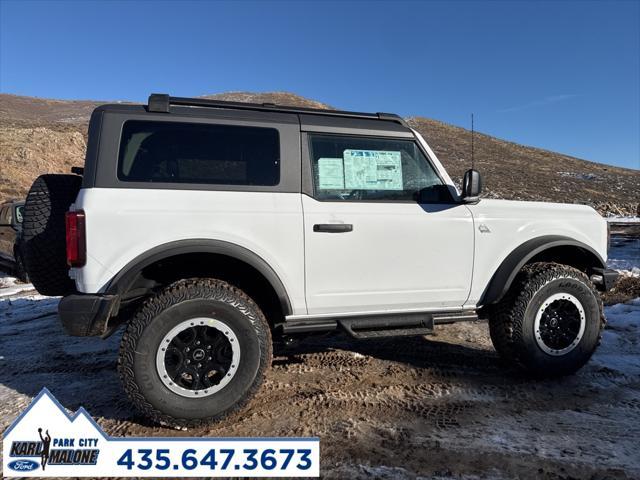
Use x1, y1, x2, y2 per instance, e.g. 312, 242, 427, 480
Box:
317, 157, 345, 189
343, 150, 403, 190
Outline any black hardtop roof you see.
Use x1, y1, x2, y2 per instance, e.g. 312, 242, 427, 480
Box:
146, 93, 410, 129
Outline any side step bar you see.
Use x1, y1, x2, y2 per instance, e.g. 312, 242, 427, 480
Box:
281, 311, 478, 339
433, 312, 479, 324
340, 312, 434, 339
280, 320, 338, 334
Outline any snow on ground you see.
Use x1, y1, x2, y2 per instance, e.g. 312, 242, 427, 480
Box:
558, 171, 599, 181
607, 216, 640, 223
0, 272, 36, 298
2, 287, 637, 478
607, 235, 640, 276
0, 236, 638, 479
591, 299, 640, 377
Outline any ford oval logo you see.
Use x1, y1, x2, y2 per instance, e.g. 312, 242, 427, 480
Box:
8, 459, 39, 471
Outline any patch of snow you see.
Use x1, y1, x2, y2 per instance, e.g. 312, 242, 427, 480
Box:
0, 273, 35, 298
607, 236, 640, 274
558, 171, 598, 181
606, 216, 640, 223
616, 267, 640, 278
591, 298, 640, 377
347, 463, 505, 480
605, 297, 640, 319
357, 464, 412, 478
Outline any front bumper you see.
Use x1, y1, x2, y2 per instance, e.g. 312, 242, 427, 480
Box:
58, 294, 120, 336
590, 268, 619, 291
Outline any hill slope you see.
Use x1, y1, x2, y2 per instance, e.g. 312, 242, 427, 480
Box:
0, 92, 637, 215
408, 117, 639, 212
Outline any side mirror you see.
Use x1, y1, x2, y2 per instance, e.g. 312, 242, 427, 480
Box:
462, 169, 482, 202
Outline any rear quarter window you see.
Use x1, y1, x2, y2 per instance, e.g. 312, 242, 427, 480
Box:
117, 120, 280, 186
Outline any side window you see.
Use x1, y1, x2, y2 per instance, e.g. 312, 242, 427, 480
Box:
118, 121, 280, 186
309, 134, 451, 202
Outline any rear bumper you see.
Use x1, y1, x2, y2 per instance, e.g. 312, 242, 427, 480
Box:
591, 268, 619, 291
58, 294, 120, 336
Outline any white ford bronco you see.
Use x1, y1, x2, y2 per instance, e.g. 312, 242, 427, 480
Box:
21, 94, 618, 428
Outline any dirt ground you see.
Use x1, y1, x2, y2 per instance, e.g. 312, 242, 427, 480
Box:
1, 280, 639, 480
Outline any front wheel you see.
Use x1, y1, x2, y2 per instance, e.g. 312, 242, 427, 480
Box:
118, 278, 272, 428
489, 262, 604, 377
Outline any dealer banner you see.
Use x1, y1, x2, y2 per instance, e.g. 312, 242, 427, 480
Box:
2, 388, 320, 477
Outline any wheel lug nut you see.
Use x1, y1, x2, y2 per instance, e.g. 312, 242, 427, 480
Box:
185, 347, 190, 352
197, 363, 202, 368
186, 359, 191, 364
207, 357, 212, 361
196, 341, 201, 345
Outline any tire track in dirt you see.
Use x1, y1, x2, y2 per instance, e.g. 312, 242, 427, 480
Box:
1, 293, 639, 478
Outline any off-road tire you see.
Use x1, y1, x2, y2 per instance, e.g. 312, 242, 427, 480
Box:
118, 278, 272, 428
489, 262, 604, 377
22, 174, 82, 296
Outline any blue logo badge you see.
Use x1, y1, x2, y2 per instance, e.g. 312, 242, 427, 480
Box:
8, 459, 39, 471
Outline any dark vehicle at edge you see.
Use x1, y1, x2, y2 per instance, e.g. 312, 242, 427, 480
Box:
0, 199, 28, 282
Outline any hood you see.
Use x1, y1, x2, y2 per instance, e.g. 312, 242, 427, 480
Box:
466, 198, 608, 263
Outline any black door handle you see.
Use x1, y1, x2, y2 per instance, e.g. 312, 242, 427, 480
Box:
313, 223, 353, 233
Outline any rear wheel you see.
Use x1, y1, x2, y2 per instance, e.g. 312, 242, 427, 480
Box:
118, 278, 272, 428
489, 262, 604, 377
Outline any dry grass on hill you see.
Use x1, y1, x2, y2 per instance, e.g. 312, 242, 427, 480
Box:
0, 92, 638, 216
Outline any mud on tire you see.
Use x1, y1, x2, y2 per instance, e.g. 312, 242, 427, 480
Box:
117, 278, 272, 428
22, 174, 82, 296
488, 262, 604, 377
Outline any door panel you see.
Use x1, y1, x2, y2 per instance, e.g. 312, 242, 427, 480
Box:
302, 195, 474, 315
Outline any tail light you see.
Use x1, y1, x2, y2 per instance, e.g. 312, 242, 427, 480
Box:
65, 210, 86, 267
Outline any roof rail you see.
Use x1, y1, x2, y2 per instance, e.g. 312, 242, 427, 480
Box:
147, 94, 409, 128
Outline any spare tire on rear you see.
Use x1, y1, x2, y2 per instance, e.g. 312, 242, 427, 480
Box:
23, 174, 82, 296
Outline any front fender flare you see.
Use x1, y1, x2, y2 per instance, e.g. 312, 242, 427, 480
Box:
480, 235, 606, 305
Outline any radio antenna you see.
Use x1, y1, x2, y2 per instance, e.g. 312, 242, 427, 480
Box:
471, 113, 475, 170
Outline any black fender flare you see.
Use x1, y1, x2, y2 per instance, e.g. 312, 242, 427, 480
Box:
104, 239, 293, 315
480, 235, 606, 305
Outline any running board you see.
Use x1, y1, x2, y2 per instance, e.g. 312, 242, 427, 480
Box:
280, 319, 338, 334
433, 312, 479, 324
281, 310, 478, 338
340, 312, 434, 339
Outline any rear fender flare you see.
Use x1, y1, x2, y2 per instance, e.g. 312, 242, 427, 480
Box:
104, 239, 292, 316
